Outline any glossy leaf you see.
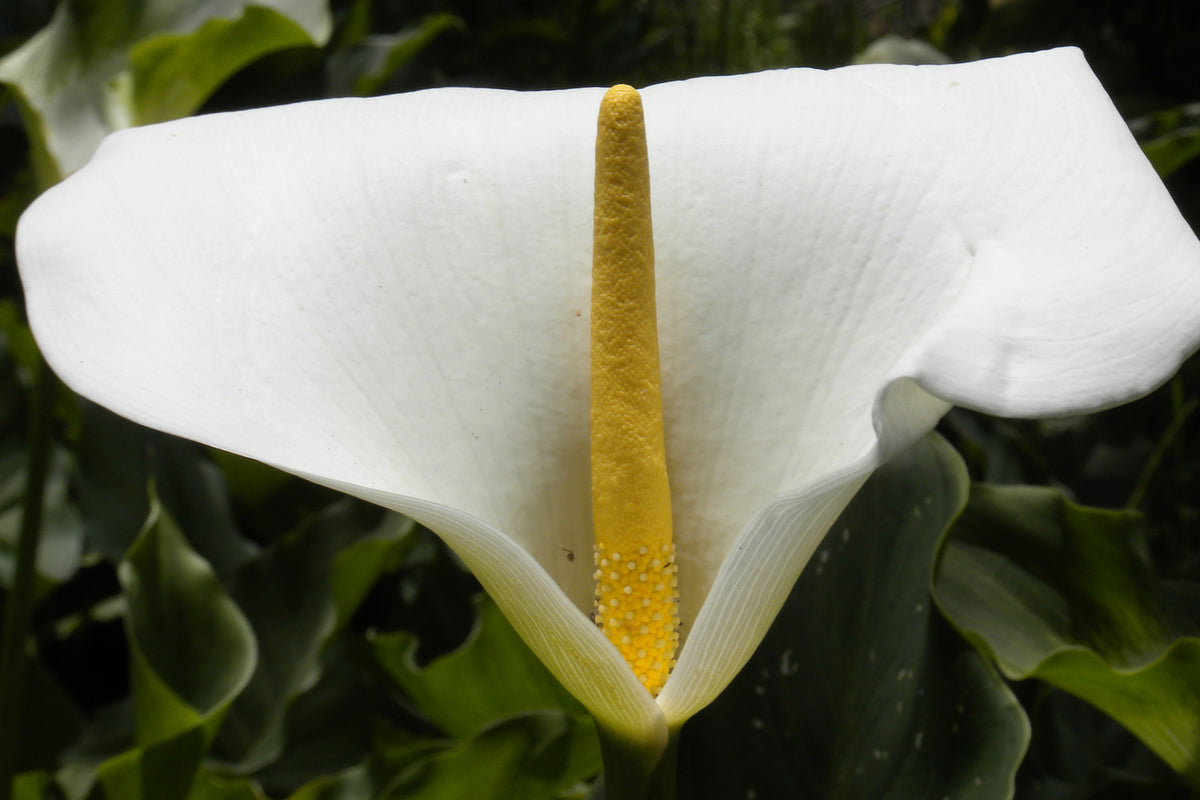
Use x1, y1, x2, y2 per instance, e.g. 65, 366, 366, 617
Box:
1016, 690, 1190, 800
216, 502, 414, 770
93, 501, 256, 800
76, 404, 256, 577
326, 13, 461, 97
0, 0, 331, 182
377, 711, 599, 800
186, 768, 266, 800
0, 448, 82, 589
372, 595, 586, 739
933, 485, 1200, 787
677, 434, 1030, 799
248, 641, 396, 796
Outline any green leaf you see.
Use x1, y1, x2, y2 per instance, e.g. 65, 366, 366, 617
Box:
76, 403, 257, 578
1016, 690, 1188, 799
378, 711, 600, 800
678, 434, 1030, 799
328, 516, 419, 631
284, 766, 372, 800
0, 447, 83, 590
0, 0, 332, 183
1142, 130, 1200, 180
933, 485, 1200, 787
13, 657, 86, 775
0, 299, 43, 380
325, 13, 461, 97
247, 640, 401, 796
12, 771, 52, 800
372, 595, 586, 740
214, 502, 414, 770
94, 499, 256, 800
186, 767, 266, 800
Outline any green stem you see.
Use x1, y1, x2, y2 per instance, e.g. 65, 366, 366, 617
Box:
646, 729, 679, 799
0, 358, 57, 800
589, 724, 678, 800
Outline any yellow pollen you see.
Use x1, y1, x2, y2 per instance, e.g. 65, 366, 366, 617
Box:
590, 84, 678, 697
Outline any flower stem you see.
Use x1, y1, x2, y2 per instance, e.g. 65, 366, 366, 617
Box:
0, 358, 57, 800
590, 725, 678, 800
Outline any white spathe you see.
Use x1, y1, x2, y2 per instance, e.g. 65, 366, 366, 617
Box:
17, 47, 1200, 750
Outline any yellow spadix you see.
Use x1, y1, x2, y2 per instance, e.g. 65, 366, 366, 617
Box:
590, 85, 679, 697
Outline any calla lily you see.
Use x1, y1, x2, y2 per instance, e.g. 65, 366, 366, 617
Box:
16, 46, 1200, 776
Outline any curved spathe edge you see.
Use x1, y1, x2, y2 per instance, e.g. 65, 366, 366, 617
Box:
288, 465, 669, 752
657, 377, 952, 728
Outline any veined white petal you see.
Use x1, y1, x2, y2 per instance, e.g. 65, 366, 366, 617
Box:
19, 84, 673, 740
18, 47, 1200, 735
641, 66, 965, 629
646, 49, 1200, 713
21, 85, 607, 608
846, 50, 1200, 416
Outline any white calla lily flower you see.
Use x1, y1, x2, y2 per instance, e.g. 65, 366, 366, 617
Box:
16, 47, 1200, 766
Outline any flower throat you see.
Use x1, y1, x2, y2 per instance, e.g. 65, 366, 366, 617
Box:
590, 85, 679, 697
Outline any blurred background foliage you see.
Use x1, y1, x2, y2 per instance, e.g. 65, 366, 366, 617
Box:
1, 1, 1200, 798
